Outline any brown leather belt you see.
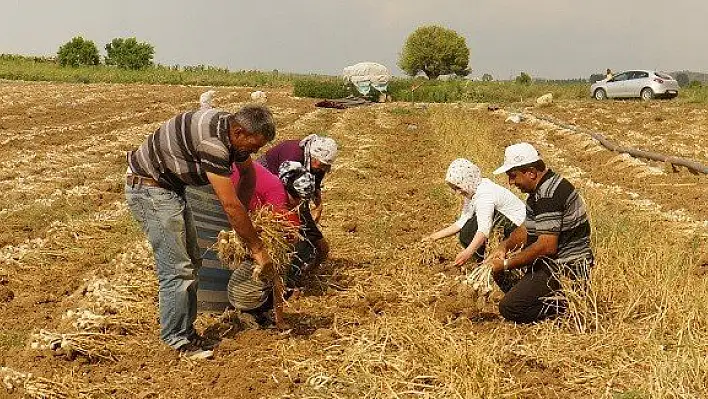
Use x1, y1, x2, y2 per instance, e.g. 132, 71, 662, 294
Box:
126, 174, 161, 188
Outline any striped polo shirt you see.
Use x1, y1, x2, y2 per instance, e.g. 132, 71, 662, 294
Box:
127, 109, 233, 193
524, 170, 593, 265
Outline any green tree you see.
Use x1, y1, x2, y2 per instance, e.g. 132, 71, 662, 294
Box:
675, 73, 690, 88
105, 37, 155, 70
398, 25, 470, 80
515, 72, 532, 85
57, 36, 100, 67
481, 73, 493, 82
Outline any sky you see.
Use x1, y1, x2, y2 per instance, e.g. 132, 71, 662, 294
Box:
1, 0, 706, 80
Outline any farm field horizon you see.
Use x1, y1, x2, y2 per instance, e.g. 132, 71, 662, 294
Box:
1, 80, 707, 398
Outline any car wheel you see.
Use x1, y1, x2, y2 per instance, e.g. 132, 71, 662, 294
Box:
593, 88, 607, 100
640, 88, 654, 101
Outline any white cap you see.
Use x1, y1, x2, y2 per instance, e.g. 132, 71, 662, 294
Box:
493, 142, 541, 175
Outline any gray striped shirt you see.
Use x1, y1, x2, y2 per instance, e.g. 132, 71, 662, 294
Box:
524, 170, 593, 265
128, 109, 233, 192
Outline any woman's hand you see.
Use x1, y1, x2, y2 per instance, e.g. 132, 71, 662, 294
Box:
454, 247, 477, 266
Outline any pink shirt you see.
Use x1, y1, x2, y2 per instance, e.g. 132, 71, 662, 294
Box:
230, 162, 288, 211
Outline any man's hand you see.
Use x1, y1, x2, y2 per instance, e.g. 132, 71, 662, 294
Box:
490, 257, 505, 273
250, 247, 273, 281
488, 247, 506, 263
454, 248, 476, 266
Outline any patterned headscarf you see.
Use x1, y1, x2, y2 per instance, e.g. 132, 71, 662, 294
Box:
445, 158, 482, 197
278, 161, 316, 200
299, 134, 338, 170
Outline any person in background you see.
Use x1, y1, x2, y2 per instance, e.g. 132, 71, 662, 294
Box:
227, 162, 318, 327
423, 158, 526, 267
489, 143, 594, 323
606, 68, 614, 80
258, 134, 338, 267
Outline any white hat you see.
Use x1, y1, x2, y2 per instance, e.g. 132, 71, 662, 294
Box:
493, 143, 540, 175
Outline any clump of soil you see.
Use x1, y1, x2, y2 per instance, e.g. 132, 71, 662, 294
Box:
341, 221, 357, 233
0, 286, 14, 303
432, 283, 479, 322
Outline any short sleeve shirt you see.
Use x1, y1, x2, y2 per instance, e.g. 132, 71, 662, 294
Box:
128, 109, 233, 192
524, 170, 593, 264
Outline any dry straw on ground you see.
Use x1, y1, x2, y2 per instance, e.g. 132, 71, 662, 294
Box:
417, 241, 445, 266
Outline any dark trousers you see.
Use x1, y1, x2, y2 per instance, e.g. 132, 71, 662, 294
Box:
495, 260, 592, 324
458, 211, 516, 262
287, 239, 317, 288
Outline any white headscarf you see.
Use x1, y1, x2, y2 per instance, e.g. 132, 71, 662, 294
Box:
445, 158, 482, 197
299, 134, 338, 170
199, 90, 215, 110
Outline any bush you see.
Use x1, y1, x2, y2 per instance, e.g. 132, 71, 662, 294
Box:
105, 38, 155, 70
0, 55, 296, 87
57, 37, 100, 67
387, 78, 589, 104
292, 78, 350, 99
515, 72, 532, 85
481, 73, 493, 82
675, 73, 690, 88
689, 80, 702, 88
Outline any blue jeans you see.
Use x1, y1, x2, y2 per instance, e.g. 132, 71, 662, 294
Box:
125, 184, 201, 349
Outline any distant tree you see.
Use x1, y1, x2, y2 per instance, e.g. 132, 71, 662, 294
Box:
689, 80, 702, 88
515, 72, 532, 85
675, 73, 690, 88
589, 73, 606, 84
481, 73, 493, 82
398, 25, 470, 80
105, 37, 155, 70
57, 36, 100, 67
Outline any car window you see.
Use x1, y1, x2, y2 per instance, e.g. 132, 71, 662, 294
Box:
655, 72, 673, 80
612, 73, 629, 82
629, 71, 649, 80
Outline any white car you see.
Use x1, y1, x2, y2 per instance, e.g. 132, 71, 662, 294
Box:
591, 70, 679, 101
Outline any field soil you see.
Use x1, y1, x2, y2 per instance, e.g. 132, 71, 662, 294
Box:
1, 81, 707, 398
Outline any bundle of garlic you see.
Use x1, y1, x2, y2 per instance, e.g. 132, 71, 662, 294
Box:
417, 241, 445, 266
464, 262, 523, 297
216, 207, 301, 275
63, 308, 106, 331
1, 366, 71, 399
29, 329, 120, 362
464, 263, 496, 296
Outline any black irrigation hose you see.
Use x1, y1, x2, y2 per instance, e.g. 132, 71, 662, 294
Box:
531, 113, 708, 175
